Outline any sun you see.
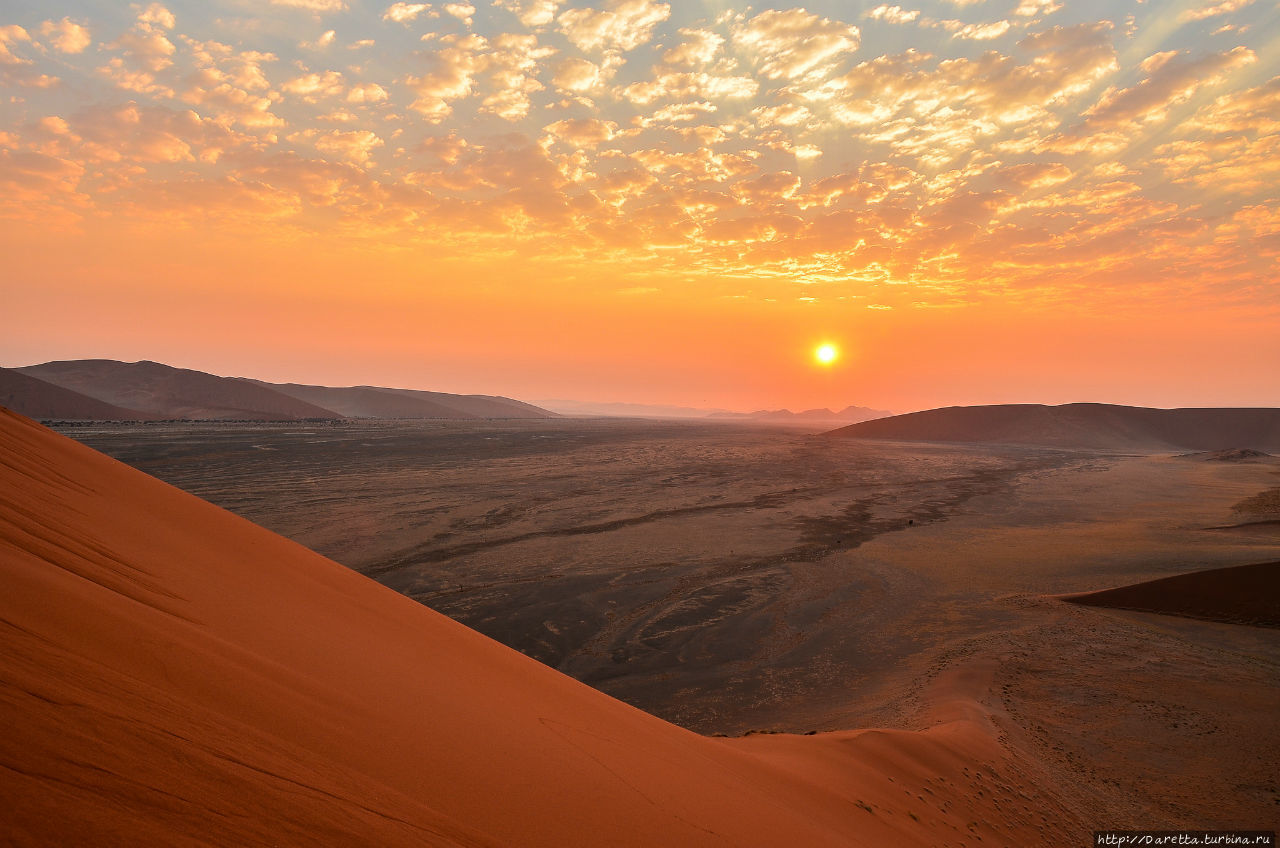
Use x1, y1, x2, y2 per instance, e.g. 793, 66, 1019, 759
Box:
815, 343, 838, 365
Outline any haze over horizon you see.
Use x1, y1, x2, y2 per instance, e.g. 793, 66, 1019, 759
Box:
2, 0, 1278, 412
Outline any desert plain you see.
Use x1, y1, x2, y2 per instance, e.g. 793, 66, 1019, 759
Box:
40, 415, 1280, 839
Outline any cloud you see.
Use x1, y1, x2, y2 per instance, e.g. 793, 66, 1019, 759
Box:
137, 4, 176, 30
1179, 0, 1255, 22
444, 3, 476, 26
179, 39, 282, 129
1149, 75, 1280, 193
543, 117, 619, 148
405, 32, 552, 121
943, 20, 1011, 41
282, 70, 347, 102
314, 129, 384, 163
59, 102, 257, 164
1077, 47, 1256, 130
821, 21, 1119, 166
494, 0, 562, 28
347, 82, 389, 103
0, 25, 54, 87
404, 34, 487, 119
662, 29, 724, 66
0, 148, 86, 208
270, 0, 349, 12
383, 3, 432, 23
1014, 0, 1062, 16
620, 70, 758, 105
556, 0, 670, 53
302, 29, 337, 50
39, 18, 92, 54
733, 8, 860, 81
732, 171, 801, 204
867, 6, 920, 24
108, 9, 177, 73
552, 57, 613, 92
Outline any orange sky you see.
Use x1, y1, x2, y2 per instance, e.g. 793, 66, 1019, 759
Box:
2, 1, 1277, 413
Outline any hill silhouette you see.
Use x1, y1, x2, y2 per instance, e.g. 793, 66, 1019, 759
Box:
827, 403, 1280, 451
19, 360, 337, 421
0, 367, 159, 421
13, 359, 557, 421
257, 380, 557, 419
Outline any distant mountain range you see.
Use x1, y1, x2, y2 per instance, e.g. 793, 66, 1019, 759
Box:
827, 403, 1280, 451
536, 399, 894, 423
708, 405, 893, 425
2, 360, 558, 422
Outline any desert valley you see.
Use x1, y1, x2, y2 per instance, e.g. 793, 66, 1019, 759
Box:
3, 0, 1279, 843
2, 360, 1278, 845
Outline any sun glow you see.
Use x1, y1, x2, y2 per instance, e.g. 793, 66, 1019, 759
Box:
815, 343, 838, 365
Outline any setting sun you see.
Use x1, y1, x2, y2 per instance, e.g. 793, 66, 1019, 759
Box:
815, 344, 838, 365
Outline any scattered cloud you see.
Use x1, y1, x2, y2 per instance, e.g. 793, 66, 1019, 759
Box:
556, 0, 670, 53
733, 8, 860, 81
270, 0, 349, 12
39, 18, 92, 54
543, 117, 618, 148
494, 0, 562, 28
283, 70, 347, 102
0, 0, 1275, 310
444, 3, 476, 27
383, 3, 432, 23
347, 82, 389, 103
1179, 0, 1256, 22
867, 6, 920, 24
314, 128, 383, 163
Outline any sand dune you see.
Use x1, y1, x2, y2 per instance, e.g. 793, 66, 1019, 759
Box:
13, 359, 559, 421
18, 359, 339, 421
0, 407, 1080, 846
1064, 561, 1280, 627
0, 366, 159, 421
248, 380, 483, 419
259, 380, 558, 420
828, 402, 1280, 451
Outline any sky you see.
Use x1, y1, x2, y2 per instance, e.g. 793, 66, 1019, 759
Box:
1, 0, 1277, 413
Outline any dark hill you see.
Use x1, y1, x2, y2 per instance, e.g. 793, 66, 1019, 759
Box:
14, 359, 559, 422
1063, 561, 1280, 628
0, 367, 159, 421
259, 382, 558, 420
18, 360, 340, 421
826, 403, 1280, 451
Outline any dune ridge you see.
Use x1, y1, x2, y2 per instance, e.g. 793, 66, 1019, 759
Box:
0, 407, 1080, 846
1064, 561, 1280, 628
828, 402, 1280, 451
17, 359, 338, 421
12, 359, 559, 422
0, 367, 160, 421
257, 380, 557, 420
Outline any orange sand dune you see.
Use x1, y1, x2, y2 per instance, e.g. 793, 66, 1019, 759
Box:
0, 408, 1074, 846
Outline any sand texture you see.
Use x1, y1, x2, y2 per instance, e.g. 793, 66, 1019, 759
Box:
0, 407, 1090, 846
53, 416, 1280, 838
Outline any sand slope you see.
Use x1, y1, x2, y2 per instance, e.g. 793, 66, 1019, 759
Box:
256, 381, 559, 420
0, 408, 1075, 846
0, 366, 159, 421
1064, 561, 1280, 627
18, 359, 339, 421
248, 380, 483, 419
828, 403, 1280, 451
